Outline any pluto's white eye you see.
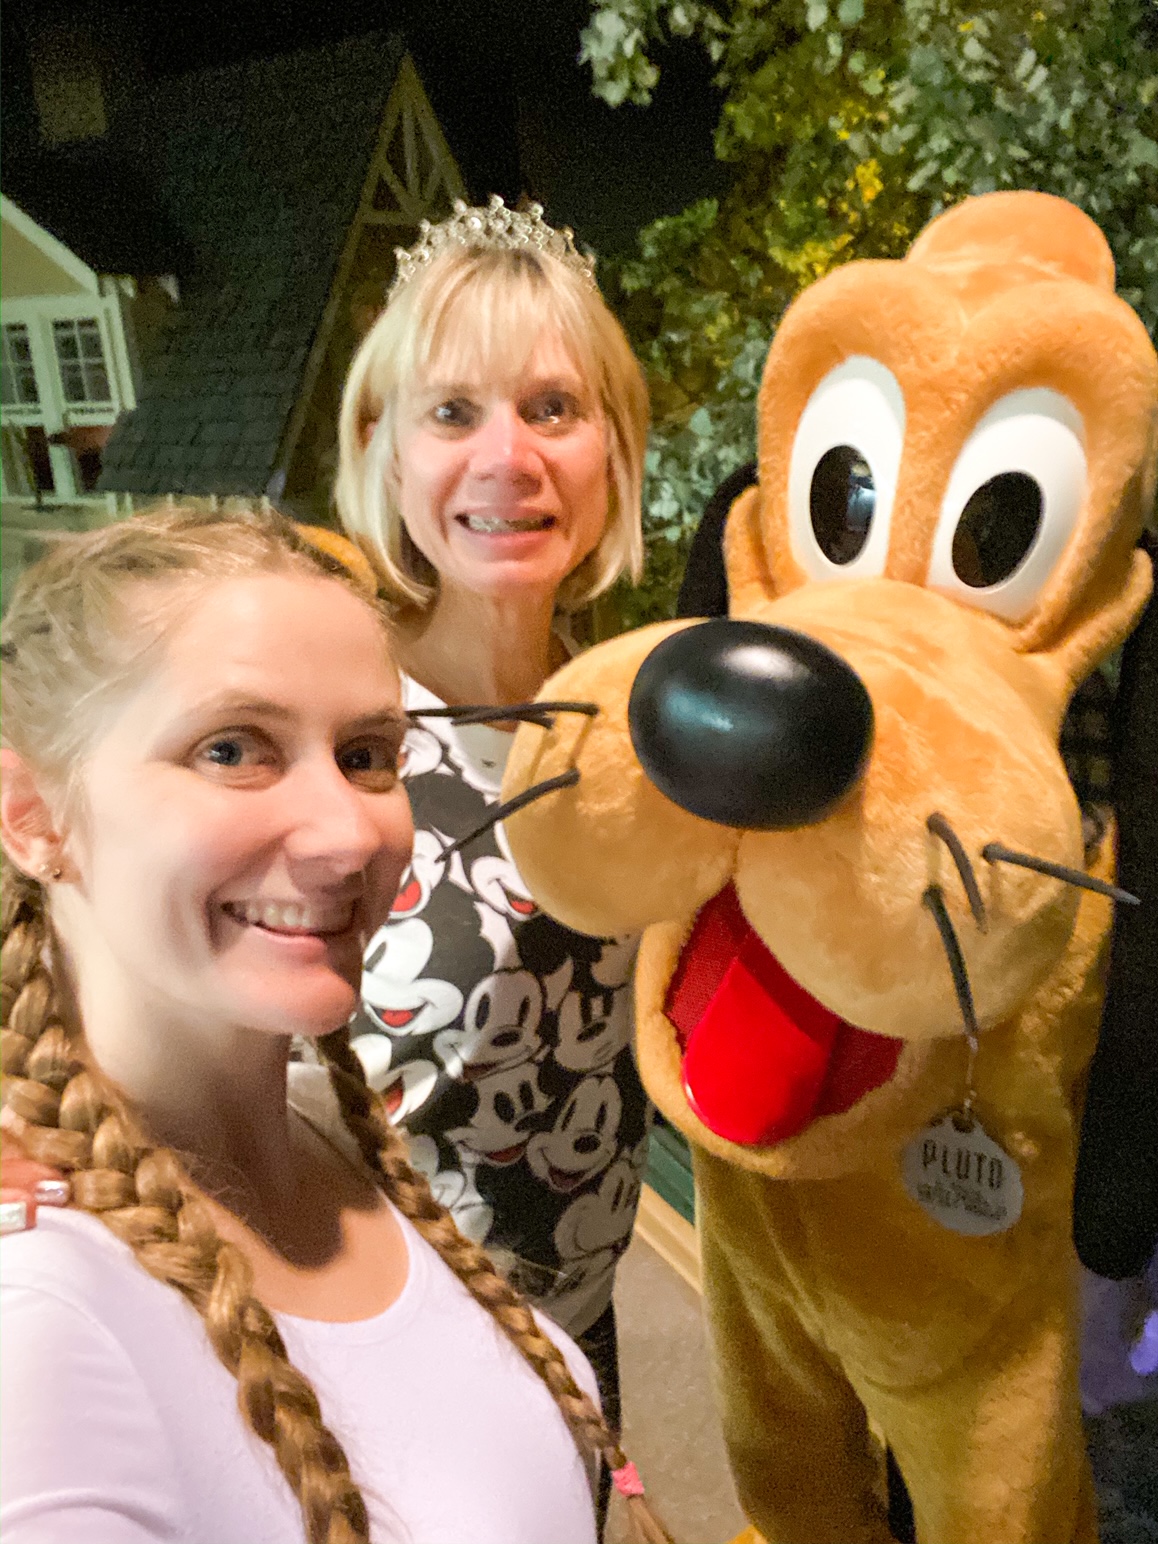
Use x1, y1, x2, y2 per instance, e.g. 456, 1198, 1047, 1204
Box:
787, 357, 905, 582
926, 389, 1086, 622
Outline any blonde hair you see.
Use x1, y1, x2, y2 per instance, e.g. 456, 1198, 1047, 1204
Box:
334, 242, 649, 614
0, 502, 668, 1544
0, 505, 385, 810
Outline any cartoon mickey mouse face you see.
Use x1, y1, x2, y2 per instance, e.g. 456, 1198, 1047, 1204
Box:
526, 1076, 623, 1193
388, 830, 447, 921
448, 1062, 552, 1166
553, 1144, 647, 1261
361, 917, 463, 1038
554, 987, 628, 1074
468, 853, 538, 921
434, 969, 545, 1081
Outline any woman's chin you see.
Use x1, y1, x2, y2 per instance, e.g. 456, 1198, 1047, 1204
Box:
453, 561, 574, 601
231, 976, 361, 1044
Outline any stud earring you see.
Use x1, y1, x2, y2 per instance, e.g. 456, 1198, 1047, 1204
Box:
39, 861, 63, 883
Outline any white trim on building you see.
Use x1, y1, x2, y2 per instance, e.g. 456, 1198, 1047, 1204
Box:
1, 195, 137, 500
1, 192, 101, 295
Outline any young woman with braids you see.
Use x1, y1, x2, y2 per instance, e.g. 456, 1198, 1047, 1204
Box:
0, 502, 668, 1544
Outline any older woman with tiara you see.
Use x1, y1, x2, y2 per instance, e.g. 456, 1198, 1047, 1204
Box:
333, 198, 652, 1511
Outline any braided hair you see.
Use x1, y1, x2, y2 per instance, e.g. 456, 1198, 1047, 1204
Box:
0, 501, 668, 1544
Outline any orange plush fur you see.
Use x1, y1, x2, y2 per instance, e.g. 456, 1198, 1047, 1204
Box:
501, 193, 1157, 1542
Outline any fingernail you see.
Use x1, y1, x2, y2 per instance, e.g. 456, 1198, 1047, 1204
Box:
34, 1179, 70, 1207
0, 1199, 31, 1234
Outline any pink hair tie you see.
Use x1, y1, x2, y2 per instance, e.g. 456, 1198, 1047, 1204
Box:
611, 1460, 645, 1499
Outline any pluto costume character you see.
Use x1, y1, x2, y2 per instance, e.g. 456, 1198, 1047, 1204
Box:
495, 194, 1158, 1542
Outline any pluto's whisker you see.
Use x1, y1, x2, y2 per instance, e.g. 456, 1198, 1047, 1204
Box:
408, 700, 598, 730
922, 886, 980, 1101
981, 842, 1140, 906
926, 813, 987, 931
437, 769, 581, 863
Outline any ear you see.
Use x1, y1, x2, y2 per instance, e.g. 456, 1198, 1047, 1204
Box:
725, 483, 781, 615
676, 461, 757, 619
1042, 546, 1153, 696
0, 750, 65, 879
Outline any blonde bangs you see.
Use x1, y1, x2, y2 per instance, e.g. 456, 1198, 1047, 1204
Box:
418, 253, 603, 408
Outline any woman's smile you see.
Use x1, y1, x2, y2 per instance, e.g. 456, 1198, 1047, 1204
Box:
456, 511, 558, 535
220, 896, 359, 936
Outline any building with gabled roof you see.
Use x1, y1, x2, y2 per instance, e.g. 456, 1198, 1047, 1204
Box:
2, 31, 465, 536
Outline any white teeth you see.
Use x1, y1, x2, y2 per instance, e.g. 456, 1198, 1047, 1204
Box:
463, 515, 552, 533
225, 900, 353, 933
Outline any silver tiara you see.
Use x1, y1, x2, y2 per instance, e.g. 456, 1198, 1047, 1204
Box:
389, 195, 598, 298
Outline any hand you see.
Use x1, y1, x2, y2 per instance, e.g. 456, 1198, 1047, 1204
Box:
0, 1128, 70, 1234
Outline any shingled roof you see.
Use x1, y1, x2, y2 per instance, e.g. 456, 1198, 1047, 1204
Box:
91, 33, 404, 497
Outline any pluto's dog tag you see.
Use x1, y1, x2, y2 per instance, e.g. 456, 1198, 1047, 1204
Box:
902, 1111, 1023, 1236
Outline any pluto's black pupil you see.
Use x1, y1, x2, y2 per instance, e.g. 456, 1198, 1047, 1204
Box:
810, 445, 875, 564
951, 471, 1043, 588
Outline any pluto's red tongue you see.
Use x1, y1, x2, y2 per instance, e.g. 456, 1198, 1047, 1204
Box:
665, 885, 900, 1146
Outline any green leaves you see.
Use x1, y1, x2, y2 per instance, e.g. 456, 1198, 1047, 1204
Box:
581, 0, 730, 102
581, 0, 1158, 625
579, 3, 665, 105
1127, 130, 1158, 170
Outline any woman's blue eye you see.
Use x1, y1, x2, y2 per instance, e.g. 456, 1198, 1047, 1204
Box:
204, 739, 245, 767
193, 730, 272, 778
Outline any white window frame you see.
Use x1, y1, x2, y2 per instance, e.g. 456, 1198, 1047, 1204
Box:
2, 291, 135, 428
0, 291, 136, 498
51, 314, 115, 410
1, 321, 42, 410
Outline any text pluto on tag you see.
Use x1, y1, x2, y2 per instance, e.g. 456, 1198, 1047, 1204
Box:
922, 1135, 1004, 1190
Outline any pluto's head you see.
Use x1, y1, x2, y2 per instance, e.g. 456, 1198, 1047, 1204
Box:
500, 192, 1156, 1182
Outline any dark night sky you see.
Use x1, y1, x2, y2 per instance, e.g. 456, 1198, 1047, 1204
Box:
2, 0, 730, 255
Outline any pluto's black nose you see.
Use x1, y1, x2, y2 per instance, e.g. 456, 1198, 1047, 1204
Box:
628, 619, 873, 830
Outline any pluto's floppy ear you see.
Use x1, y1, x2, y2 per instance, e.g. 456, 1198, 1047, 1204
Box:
1074, 530, 1158, 1280
296, 523, 380, 599
676, 461, 757, 619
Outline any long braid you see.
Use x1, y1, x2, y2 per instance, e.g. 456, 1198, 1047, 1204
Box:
319, 1029, 672, 1544
1, 862, 373, 1544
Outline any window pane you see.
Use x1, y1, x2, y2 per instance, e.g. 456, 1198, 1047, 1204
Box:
0, 363, 15, 405
2, 327, 42, 404
54, 326, 80, 360
84, 363, 111, 401
61, 362, 86, 402
78, 320, 103, 359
